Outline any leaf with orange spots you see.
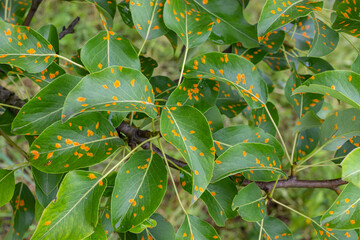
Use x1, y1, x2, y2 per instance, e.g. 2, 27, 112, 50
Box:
32, 171, 107, 239
297, 57, 334, 74
341, 148, 360, 189
175, 214, 220, 240
101, 199, 113, 237
140, 55, 158, 78
29, 112, 124, 173
70, 49, 89, 77
308, 15, 339, 57
0, 0, 31, 24
212, 142, 286, 183
0, 21, 56, 73
151, 75, 177, 100
215, 82, 248, 118
184, 52, 268, 109
12, 74, 81, 135
180, 166, 237, 226
294, 128, 320, 161
332, 0, 360, 38
232, 182, 266, 222
293, 70, 360, 110
0, 169, 15, 208
38, 24, 60, 54
213, 125, 284, 160
80, 31, 140, 73
167, 78, 219, 113
318, 108, 360, 151
334, 136, 360, 164
204, 106, 224, 133
63, 66, 157, 121
118, 1, 134, 28
160, 106, 214, 202
163, 0, 213, 48
285, 72, 324, 117
87, 0, 117, 28
256, 216, 293, 240
193, 0, 259, 48
111, 151, 167, 233
312, 216, 358, 240
258, 0, 323, 37
251, 102, 279, 136
282, 16, 314, 51
321, 183, 360, 229
130, 0, 169, 40
263, 47, 299, 71
10, 183, 35, 240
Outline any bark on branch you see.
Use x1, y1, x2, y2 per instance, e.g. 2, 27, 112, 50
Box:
58, 17, 80, 40
23, 0, 43, 26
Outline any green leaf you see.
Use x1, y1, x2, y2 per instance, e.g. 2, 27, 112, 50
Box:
32, 167, 63, 196
62, 66, 157, 121
334, 136, 360, 164
163, 0, 213, 48
0, 109, 15, 135
258, 0, 323, 36
312, 216, 358, 240
12, 74, 80, 135
285, 72, 324, 117
294, 128, 320, 161
10, 183, 35, 240
129, 218, 157, 234
87, 0, 116, 28
0, 169, 15, 207
193, 0, 259, 48
0, 21, 56, 73
175, 214, 221, 240
319, 108, 360, 151
137, 213, 175, 240
179, 166, 237, 226
160, 106, 214, 202
297, 57, 334, 74
80, 31, 140, 73
293, 71, 360, 110
212, 142, 286, 183
29, 112, 124, 173
166, 78, 219, 113
31, 171, 107, 239
251, 102, 279, 136
294, 110, 322, 132
257, 216, 293, 240
35, 184, 58, 208
341, 148, 360, 189
38, 24, 60, 54
332, 0, 360, 38
204, 106, 223, 133
184, 52, 268, 109
352, 53, 360, 74
165, 30, 178, 53
263, 47, 299, 71
84, 223, 107, 240
289, 16, 314, 51
101, 199, 113, 237
308, 15, 339, 57
111, 151, 167, 233
150, 75, 177, 101
321, 183, 360, 230
70, 49, 89, 77
213, 125, 284, 160
130, 0, 168, 40
232, 182, 266, 222
0, 0, 30, 24
215, 82, 247, 118
140, 55, 158, 79
118, 2, 134, 28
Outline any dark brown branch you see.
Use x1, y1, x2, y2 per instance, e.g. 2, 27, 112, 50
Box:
0, 87, 348, 191
59, 17, 80, 40
0, 86, 26, 115
23, 0, 43, 26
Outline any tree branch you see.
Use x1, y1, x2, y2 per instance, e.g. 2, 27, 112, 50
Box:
23, 0, 43, 26
59, 17, 80, 40
0, 87, 349, 192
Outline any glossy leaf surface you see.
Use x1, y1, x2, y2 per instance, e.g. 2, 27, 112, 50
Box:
164, 0, 213, 48
257, 216, 293, 240
31, 171, 106, 239
111, 151, 167, 232
232, 182, 266, 222
341, 148, 360, 189
0, 21, 56, 73
0, 169, 14, 207
63, 66, 157, 121
32, 167, 63, 196
184, 52, 268, 109
160, 106, 214, 202
80, 31, 140, 73
175, 214, 220, 240
312, 216, 358, 240
332, 1, 360, 38
213, 142, 286, 183
12, 74, 80, 135
29, 112, 123, 173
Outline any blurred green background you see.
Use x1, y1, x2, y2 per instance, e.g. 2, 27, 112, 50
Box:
1, 0, 360, 239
